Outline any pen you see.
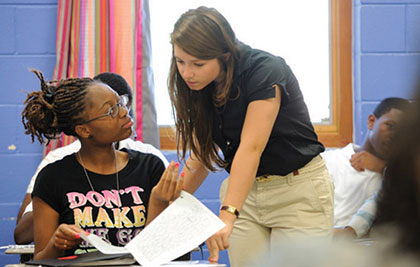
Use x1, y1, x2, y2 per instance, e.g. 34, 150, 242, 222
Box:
58, 255, 78, 260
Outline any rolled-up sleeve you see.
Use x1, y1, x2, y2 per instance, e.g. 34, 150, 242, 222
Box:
347, 193, 378, 238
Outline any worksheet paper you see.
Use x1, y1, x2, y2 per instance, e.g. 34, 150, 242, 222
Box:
80, 191, 225, 267
79, 232, 129, 254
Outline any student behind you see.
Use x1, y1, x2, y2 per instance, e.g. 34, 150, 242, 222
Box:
321, 97, 410, 238
14, 72, 168, 245
257, 97, 417, 267
21, 69, 183, 260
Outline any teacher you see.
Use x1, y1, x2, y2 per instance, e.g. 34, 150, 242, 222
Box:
168, 6, 333, 266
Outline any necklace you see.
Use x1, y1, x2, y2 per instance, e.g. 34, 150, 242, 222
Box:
77, 150, 120, 192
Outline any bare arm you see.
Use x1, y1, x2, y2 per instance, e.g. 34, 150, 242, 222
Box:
33, 197, 83, 259
207, 85, 281, 262
223, 85, 281, 212
14, 193, 34, 244
14, 211, 34, 244
182, 153, 209, 194
16, 193, 32, 224
15, 144, 69, 244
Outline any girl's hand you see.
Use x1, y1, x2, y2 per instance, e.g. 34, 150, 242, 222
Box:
52, 224, 84, 250
151, 161, 184, 205
206, 211, 236, 263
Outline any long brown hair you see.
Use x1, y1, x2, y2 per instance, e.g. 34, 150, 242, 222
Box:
21, 69, 94, 144
375, 92, 420, 252
168, 6, 240, 171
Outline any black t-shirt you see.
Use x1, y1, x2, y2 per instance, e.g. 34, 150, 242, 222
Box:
212, 42, 324, 176
32, 148, 164, 253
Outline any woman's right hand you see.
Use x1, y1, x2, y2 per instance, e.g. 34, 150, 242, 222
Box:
206, 211, 236, 263
51, 224, 84, 250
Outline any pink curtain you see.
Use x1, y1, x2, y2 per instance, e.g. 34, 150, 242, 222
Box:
44, 0, 158, 156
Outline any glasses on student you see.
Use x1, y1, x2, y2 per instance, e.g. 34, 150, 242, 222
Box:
81, 95, 129, 124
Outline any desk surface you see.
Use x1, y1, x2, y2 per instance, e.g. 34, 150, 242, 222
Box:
5, 263, 226, 267
3, 244, 200, 255
4, 245, 34, 255
3, 245, 224, 266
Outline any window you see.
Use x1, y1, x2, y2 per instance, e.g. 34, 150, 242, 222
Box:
151, 0, 352, 149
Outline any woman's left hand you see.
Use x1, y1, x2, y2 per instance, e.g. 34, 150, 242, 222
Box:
206, 211, 236, 263
146, 162, 184, 225
151, 161, 184, 205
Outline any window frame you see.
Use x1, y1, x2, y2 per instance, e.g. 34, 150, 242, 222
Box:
159, 0, 352, 150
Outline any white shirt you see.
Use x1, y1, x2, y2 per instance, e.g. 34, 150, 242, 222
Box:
321, 143, 382, 228
26, 138, 169, 194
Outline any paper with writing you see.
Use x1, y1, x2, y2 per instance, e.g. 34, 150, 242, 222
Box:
79, 191, 225, 267
79, 231, 129, 254
126, 191, 225, 266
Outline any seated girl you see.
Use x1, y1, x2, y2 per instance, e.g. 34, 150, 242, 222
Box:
22, 69, 183, 260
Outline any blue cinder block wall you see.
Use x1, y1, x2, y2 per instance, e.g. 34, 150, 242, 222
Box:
1, 0, 420, 265
0, 0, 57, 265
353, 0, 420, 144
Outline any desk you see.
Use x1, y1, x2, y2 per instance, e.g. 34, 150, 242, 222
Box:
3, 245, 199, 256
3, 246, 204, 266
5, 245, 34, 255
4, 245, 34, 264
5, 261, 226, 267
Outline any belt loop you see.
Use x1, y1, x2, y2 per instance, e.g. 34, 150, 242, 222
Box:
287, 174, 292, 185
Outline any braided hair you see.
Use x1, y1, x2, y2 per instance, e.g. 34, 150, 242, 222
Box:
21, 69, 94, 144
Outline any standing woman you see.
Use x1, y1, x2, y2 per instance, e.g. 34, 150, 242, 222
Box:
168, 6, 333, 266
22, 70, 182, 260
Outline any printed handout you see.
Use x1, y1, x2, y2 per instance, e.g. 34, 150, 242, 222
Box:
80, 191, 225, 266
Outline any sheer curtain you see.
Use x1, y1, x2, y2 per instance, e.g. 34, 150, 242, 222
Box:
44, 0, 158, 156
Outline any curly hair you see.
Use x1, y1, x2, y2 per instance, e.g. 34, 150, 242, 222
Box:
21, 69, 94, 143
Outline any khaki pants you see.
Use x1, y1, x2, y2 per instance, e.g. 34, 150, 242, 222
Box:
219, 155, 334, 267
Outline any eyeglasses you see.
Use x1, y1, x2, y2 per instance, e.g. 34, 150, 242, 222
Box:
80, 95, 129, 124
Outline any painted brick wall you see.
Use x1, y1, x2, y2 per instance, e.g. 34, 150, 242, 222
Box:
353, 0, 420, 144
0, 0, 57, 265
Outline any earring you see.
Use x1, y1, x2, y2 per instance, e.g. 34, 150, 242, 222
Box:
88, 134, 93, 139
